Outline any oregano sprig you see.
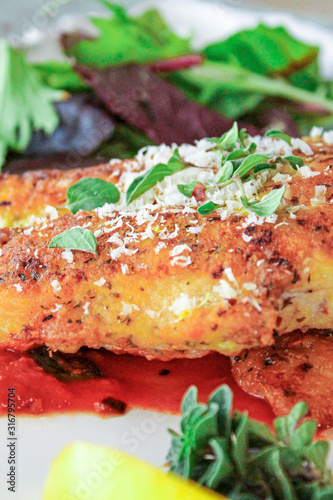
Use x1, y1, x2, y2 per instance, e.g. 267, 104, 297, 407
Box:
49, 227, 97, 254
126, 149, 188, 204
167, 385, 333, 500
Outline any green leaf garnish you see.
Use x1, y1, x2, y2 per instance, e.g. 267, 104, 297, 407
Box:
284, 156, 304, 169
210, 122, 239, 151
126, 149, 187, 204
177, 181, 205, 198
66, 177, 120, 214
226, 142, 257, 161
240, 186, 285, 217
0, 40, 62, 169
234, 154, 270, 179
167, 385, 333, 499
197, 202, 220, 215
265, 129, 292, 146
49, 227, 97, 254
215, 161, 233, 183
253, 163, 276, 174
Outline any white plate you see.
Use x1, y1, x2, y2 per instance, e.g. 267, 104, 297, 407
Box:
1, 2, 333, 498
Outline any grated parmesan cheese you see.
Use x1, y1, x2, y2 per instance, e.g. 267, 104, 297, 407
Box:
213, 279, 237, 299
169, 293, 197, 317
298, 166, 320, 178
121, 264, 129, 275
45, 205, 58, 220
224, 268, 238, 287
323, 131, 333, 145
83, 302, 90, 315
122, 302, 139, 315
61, 249, 74, 263
169, 244, 192, 257
170, 256, 192, 267
51, 280, 61, 292
311, 185, 327, 206
94, 278, 106, 287
51, 303, 63, 313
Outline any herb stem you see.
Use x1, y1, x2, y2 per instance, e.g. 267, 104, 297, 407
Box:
182, 62, 333, 114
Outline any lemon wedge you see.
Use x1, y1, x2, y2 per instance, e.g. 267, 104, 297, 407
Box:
43, 443, 226, 500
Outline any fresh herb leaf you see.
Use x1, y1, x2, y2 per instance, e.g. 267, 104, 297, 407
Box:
29, 346, 102, 382
234, 154, 270, 179
253, 163, 276, 174
49, 227, 97, 254
126, 149, 186, 204
284, 156, 304, 169
0, 40, 62, 169
167, 385, 333, 500
274, 402, 309, 445
177, 181, 205, 198
197, 202, 220, 215
215, 161, 234, 183
265, 129, 292, 145
240, 186, 285, 217
66, 177, 120, 214
226, 142, 257, 161
210, 122, 239, 151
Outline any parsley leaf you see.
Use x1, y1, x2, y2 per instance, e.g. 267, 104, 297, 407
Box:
49, 228, 97, 254
126, 149, 187, 204
66, 177, 120, 214
167, 385, 333, 500
0, 40, 62, 169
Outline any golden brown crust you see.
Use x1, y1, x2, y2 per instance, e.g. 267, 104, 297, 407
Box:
1, 138, 333, 358
0, 162, 125, 227
232, 330, 333, 426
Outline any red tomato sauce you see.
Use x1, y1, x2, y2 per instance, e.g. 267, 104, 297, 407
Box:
0, 349, 274, 424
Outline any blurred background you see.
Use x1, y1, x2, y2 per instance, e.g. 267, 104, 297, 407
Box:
0, 0, 332, 39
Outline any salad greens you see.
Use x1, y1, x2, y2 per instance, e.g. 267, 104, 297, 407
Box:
0, 40, 62, 170
62, 2, 191, 68
168, 385, 333, 500
3, 0, 333, 169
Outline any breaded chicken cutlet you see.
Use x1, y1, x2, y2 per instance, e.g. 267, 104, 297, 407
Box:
0, 129, 333, 363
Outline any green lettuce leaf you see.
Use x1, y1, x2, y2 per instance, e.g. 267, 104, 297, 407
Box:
64, 2, 192, 68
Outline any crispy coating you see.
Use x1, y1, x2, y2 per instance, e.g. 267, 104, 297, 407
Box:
0, 162, 125, 228
1, 139, 333, 358
232, 330, 333, 426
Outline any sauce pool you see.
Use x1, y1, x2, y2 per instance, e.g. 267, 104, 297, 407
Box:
0, 349, 274, 424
